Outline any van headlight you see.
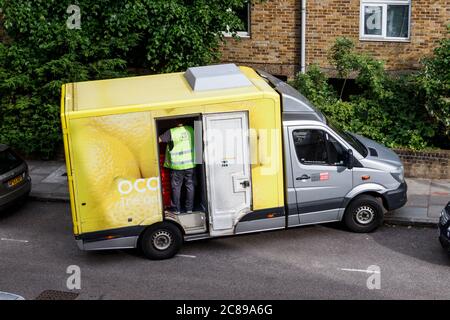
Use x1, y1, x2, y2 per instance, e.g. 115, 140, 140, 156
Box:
391, 166, 404, 183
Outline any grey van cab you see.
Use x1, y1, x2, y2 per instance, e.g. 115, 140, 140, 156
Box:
258, 70, 407, 233
0, 144, 31, 211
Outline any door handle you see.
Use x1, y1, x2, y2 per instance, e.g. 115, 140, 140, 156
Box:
240, 180, 250, 188
296, 174, 311, 181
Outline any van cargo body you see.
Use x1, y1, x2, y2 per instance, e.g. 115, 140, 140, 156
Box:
61, 64, 407, 259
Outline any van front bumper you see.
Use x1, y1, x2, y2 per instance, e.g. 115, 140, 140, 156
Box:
383, 181, 407, 211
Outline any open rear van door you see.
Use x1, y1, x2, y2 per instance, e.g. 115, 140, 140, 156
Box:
203, 112, 252, 236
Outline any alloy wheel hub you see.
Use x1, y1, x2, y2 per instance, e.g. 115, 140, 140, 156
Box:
152, 230, 173, 251
354, 206, 375, 225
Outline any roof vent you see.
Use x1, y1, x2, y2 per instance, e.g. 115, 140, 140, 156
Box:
184, 64, 252, 92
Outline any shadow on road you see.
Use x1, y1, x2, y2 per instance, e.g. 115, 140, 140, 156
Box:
370, 224, 449, 267
319, 221, 449, 267
0, 199, 31, 222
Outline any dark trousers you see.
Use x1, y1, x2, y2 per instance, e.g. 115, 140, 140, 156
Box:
170, 168, 195, 213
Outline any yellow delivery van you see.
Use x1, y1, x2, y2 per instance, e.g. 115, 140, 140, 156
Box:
61, 64, 407, 260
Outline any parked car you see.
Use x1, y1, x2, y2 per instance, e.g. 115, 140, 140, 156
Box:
438, 201, 450, 253
0, 291, 25, 300
0, 144, 31, 211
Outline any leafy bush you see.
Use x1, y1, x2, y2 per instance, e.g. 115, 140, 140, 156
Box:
0, 0, 249, 158
416, 31, 450, 140
290, 36, 448, 150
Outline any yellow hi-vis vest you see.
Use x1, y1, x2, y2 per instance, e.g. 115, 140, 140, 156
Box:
164, 126, 196, 170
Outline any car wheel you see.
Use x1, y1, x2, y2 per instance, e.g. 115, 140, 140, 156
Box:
139, 222, 182, 260
344, 195, 383, 233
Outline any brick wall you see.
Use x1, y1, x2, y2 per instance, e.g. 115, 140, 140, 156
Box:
395, 149, 450, 179
306, 0, 450, 72
220, 0, 302, 79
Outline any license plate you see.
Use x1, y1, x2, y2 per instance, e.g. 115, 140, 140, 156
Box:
7, 175, 23, 188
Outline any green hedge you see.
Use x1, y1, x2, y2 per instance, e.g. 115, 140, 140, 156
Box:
0, 0, 249, 158
290, 36, 450, 150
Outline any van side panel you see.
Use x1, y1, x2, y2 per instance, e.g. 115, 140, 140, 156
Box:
61, 84, 81, 235
62, 67, 284, 238
67, 112, 163, 234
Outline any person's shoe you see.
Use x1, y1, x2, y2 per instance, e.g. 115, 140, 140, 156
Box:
186, 210, 193, 214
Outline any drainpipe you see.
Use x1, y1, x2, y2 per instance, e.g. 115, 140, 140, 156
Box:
301, 0, 307, 73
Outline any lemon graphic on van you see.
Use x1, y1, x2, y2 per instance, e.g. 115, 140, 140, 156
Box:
69, 116, 161, 233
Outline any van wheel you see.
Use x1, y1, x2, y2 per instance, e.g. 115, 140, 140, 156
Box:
139, 222, 182, 260
344, 195, 383, 233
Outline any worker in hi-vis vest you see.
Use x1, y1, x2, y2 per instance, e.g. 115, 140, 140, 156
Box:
159, 122, 196, 214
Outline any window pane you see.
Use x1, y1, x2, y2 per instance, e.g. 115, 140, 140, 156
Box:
0, 149, 22, 175
326, 134, 346, 166
235, 2, 250, 32
364, 6, 383, 36
293, 130, 328, 165
387, 5, 409, 38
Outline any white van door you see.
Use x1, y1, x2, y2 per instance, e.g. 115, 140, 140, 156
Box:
203, 112, 252, 236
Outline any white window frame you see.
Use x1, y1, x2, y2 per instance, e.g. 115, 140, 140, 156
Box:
223, 3, 251, 38
360, 0, 411, 42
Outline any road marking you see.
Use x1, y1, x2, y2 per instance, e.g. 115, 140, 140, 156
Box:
1, 238, 29, 243
340, 268, 380, 274
176, 254, 197, 258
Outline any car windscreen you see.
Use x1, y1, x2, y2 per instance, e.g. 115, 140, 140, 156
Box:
0, 149, 23, 175
327, 121, 368, 158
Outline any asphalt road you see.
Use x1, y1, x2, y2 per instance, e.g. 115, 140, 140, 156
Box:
0, 200, 448, 300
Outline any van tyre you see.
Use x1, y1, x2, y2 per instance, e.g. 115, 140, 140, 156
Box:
344, 195, 383, 233
140, 222, 182, 260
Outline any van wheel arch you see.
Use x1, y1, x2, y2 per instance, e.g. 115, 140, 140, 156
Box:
345, 191, 387, 212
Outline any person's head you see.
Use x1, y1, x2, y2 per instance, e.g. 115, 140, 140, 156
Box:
176, 121, 184, 127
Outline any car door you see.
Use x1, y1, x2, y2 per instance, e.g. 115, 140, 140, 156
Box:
287, 126, 353, 224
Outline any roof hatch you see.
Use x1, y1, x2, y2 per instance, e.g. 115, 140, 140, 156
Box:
184, 64, 253, 92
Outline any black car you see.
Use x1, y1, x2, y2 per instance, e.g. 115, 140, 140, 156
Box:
438, 201, 450, 252
0, 144, 32, 211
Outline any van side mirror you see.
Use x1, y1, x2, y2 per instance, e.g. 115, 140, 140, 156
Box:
347, 149, 354, 170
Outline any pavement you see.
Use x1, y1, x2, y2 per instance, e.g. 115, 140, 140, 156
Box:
27, 160, 450, 226
28, 160, 69, 202
0, 201, 449, 300
386, 178, 450, 226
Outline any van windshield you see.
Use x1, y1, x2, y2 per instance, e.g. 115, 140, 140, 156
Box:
0, 149, 23, 175
327, 121, 368, 157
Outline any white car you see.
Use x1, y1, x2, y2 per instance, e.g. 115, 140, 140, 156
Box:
0, 291, 25, 300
